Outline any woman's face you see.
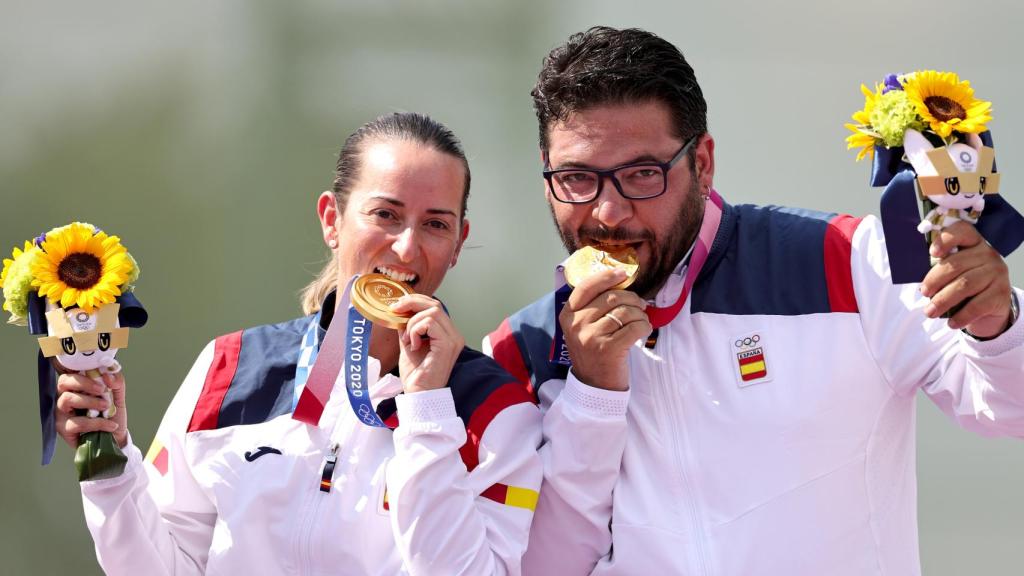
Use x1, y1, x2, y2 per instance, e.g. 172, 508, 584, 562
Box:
321, 138, 469, 298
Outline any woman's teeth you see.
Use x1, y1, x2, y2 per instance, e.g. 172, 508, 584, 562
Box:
376, 266, 417, 284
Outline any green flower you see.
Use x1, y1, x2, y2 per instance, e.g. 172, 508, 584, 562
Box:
2, 242, 41, 325
869, 90, 925, 148
123, 251, 140, 291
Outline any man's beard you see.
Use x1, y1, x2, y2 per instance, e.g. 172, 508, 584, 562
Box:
551, 175, 705, 300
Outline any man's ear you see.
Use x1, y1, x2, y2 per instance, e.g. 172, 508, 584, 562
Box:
317, 191, 339, 248
694, 133, 716, 189
540, 148, 555, 203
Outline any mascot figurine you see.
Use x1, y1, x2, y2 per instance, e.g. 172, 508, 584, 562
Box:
1, 222, 147, 481
845, 71, 1024, 285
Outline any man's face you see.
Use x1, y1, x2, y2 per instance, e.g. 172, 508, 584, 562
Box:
543, 100, 714, 298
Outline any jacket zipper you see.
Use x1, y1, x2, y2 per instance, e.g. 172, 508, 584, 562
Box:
298, 441, 340, 574
654, 338, 711, 575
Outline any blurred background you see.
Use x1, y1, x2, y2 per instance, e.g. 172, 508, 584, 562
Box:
1, 1, 1021, 573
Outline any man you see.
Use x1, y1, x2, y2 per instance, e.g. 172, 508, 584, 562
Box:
484, 26, 1023, 575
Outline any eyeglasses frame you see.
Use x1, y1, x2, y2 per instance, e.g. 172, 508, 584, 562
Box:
543, 134, 700, 204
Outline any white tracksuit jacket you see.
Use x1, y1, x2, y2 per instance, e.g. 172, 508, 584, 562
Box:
485, 203, 1024, 576
80, 305, 542, 576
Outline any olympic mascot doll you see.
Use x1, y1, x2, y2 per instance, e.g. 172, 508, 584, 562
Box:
1, 222, 147, 481
845, 71, 1024, 285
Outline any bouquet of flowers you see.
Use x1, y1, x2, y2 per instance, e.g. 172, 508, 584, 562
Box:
1, 222, 147, 481
844, 71, 1022, 284
846, 70, 992, 160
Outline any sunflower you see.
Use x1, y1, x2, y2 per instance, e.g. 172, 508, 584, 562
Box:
30, 222, 135, 312
845, 83, 882, 161
1, 240, 41, 323
902, 70, 992, 139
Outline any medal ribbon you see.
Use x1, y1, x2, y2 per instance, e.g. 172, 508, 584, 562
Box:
292, 276, 390, 427
551, 284, 573, 366
343, 305, 388, 427
644, 188, 724, 328
292, 277, 355, 426
292, 311, 321, 410
549, 188, 724, 365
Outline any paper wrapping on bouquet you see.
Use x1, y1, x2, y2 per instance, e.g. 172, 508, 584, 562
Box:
872, 132, 1024, 284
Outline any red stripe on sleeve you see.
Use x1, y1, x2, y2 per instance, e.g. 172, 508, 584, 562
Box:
481, 483, 510, 505
824, 215, 863, 313
187, 331, 243, 433
486, 319, 533, 395
459, 382, 535, 472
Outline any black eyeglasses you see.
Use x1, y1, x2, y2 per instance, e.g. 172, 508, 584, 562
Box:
543, 135, 698, 204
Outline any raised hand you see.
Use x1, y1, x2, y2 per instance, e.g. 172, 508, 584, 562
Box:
56, 370, 128, 449
392, 294, 465, 394
920, 220, 1013, 338
559, 268, 652, 391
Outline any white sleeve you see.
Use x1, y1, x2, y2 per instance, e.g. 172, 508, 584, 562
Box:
521, 373, 630, 576
79, 342, 218, 575
387, 386, 542, 576
854, 216, 1024, 437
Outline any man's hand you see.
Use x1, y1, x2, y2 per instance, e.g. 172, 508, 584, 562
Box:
559, 268, 652, 391
920, 221, 1013, 338
55, 371, 128, 449
393, 294, 464, 394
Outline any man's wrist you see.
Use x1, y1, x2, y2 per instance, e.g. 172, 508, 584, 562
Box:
568, 367, 629, 392
564, 371, 630, 418
964, 291, 1019, 341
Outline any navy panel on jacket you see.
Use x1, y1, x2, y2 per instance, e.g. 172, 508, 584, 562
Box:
691, 204, 838, 316
207, 310, 521, 430
373, 347, 524, 428
449, 347, 529, 428
218, 316, 309, 428
505, 293, 568, 395
499, 201, 858, 398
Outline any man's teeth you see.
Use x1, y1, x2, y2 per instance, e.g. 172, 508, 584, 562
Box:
376, 267, 417, 283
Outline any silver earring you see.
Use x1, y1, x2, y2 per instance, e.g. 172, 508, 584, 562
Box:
328, 239, 338, 249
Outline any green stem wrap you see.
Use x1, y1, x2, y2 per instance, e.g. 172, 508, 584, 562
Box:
75, 430, 127, 482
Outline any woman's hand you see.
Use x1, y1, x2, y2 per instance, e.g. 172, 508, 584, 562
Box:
56, 371, 128, 449
392, 294, 464, 394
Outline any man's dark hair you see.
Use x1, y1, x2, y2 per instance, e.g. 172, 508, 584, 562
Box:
531, 26, 707, 152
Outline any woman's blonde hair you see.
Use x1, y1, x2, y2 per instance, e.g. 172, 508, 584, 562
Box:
299, 112, 471, 314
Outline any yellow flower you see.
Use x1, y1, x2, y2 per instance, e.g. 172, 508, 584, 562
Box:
30, 222, 135, 313
2, 241, 41, 322
845, 83, 882, 161
902, 70, 992, 139
0, 241, 30, 289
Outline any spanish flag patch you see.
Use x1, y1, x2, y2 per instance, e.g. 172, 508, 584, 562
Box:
379, 482, 538, 514
481, 483, 539, 512
732, 332, 771, 387
145, 438, 169, 476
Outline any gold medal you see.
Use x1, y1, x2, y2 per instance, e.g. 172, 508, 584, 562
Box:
564, 246, 640, 290
350, 273, 414, 329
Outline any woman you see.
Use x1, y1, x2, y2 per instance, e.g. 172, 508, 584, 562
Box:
55, 112, 542, 575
